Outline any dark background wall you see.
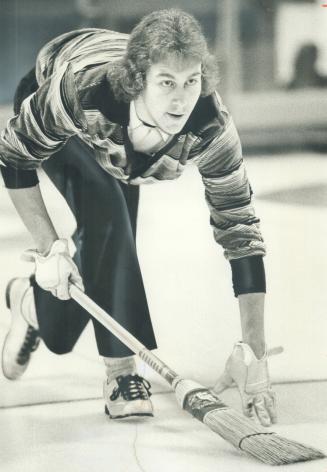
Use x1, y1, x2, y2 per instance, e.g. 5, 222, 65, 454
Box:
1, 0, 324, 151
0, 0, 220, 104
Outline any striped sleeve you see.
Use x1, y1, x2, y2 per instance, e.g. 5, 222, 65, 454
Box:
0, 63, 87, 171
195, 116, 266, 260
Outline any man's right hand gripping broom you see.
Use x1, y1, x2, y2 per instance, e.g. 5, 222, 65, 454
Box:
213, 342, 277, 427
22, 238, 84, 300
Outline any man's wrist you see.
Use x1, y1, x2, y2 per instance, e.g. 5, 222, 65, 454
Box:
36, 237, 60, 256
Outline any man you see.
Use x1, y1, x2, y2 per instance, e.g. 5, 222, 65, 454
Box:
0, 9, 276, 425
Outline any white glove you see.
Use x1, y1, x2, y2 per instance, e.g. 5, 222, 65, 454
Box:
213, 342, 277, 427
23, 239, 84, 300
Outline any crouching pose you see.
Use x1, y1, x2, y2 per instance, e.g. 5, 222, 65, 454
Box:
0, 8, 276, 425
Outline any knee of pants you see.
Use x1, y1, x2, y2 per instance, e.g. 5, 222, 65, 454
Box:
41, 335, 77, 356
38, 314, 89, 355
37, 309, 89, 356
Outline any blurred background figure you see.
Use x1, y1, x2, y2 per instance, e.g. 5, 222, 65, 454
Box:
288, 43, 327, 89
74, 0, 109, 28
2, 0, 327, 152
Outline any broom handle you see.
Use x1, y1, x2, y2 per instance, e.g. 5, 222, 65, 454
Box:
69, 285, 179, 386
70, 285, 282, 385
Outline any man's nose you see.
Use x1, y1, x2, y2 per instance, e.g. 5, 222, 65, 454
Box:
171, 89, 187, 110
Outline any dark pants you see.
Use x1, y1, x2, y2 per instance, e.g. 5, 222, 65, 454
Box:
15, 70, 157, 357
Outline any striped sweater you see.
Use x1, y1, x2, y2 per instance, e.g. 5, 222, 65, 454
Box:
0, 28, 265, 261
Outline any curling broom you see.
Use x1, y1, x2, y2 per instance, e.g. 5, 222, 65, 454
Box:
69, 284, 325, 466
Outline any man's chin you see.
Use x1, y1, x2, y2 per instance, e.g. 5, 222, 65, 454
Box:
159, 122, 186, 135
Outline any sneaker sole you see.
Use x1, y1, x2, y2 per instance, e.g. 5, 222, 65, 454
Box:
2, 278, 20, 380
5, 277, 18, 310
104, 404, 154, 419
2, 278, 35, 381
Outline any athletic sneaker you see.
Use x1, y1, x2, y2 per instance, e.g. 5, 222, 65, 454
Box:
2, 278, 40, 380
103, 373, 153, 419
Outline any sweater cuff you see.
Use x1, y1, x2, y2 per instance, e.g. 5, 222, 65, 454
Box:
230, 255, 266, 297
1, 166, 39, 189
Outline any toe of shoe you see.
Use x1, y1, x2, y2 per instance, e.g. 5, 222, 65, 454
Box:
1, 355, 26, 380
105, 399, 154, 418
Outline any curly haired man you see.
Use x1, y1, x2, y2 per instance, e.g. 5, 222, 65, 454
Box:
0, 9, 276, 425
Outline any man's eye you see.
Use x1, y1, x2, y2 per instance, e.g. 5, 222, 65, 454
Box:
186, 78, 199, 86
161, 80, 174, 88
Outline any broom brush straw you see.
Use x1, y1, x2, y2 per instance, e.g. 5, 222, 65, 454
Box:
69, 284, 325, 466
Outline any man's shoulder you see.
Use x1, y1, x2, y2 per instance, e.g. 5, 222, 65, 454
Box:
36, 28, 128, 84
184, 91, 229, 139
76, 65, 129, 126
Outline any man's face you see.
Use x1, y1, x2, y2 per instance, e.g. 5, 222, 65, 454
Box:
135, 58, 202, 135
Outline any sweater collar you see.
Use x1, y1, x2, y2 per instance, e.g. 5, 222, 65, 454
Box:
129, 101, 171, 142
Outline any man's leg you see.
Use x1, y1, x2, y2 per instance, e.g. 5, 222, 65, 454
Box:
2, 137, 156, 416
91, 180, 154, 418
43, 138, 156, 418
39, 138, 157, 357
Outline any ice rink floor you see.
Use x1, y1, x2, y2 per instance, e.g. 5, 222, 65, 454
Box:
1, 144, 327, 470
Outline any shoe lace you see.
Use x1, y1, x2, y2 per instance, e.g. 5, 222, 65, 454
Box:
17, 326, 40, 365
110, 374, 152, 401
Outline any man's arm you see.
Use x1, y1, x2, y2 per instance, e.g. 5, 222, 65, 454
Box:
194, 102, 275, 425
0, 63, 86, 250
8, 185, 58, 254
7, 184, 84, 299
0, 62, 87, 298
238, 292, 265, 359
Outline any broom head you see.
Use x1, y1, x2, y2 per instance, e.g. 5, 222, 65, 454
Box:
173, 379, 326, 466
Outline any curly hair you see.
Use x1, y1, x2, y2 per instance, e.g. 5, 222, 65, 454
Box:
108, 9, 219, 102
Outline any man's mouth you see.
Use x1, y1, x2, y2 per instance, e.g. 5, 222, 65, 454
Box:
166, 112, 185, 120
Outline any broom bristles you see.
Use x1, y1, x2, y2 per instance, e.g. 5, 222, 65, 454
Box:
174, 379, 326, 466
204, 408, 325, 466
240, 434, 326, 466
